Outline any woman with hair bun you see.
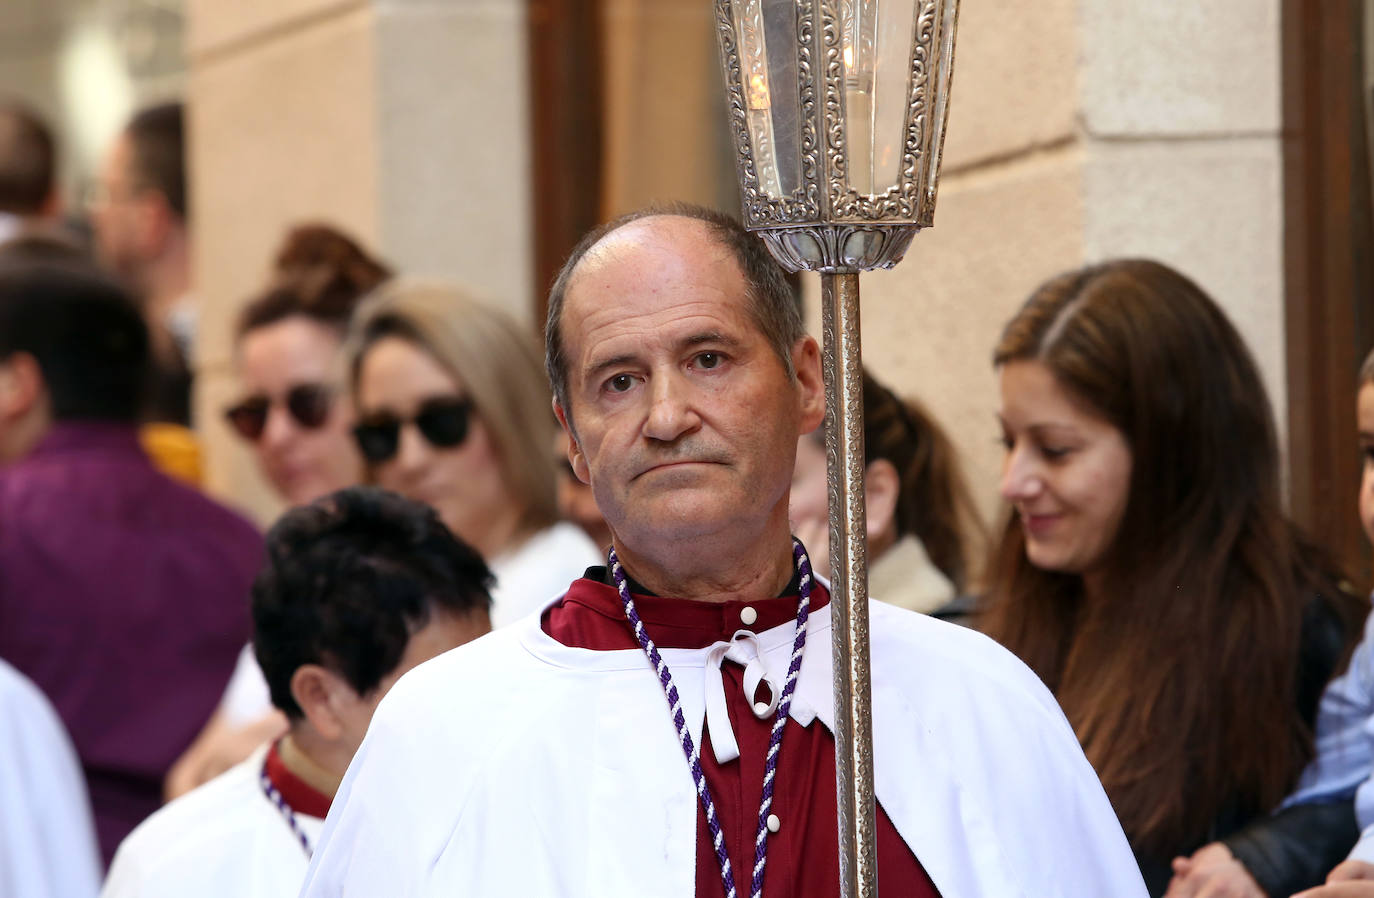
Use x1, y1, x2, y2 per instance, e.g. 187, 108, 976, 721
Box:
983, 258, 1363, 896
224, 223, 391, 506
166, 224, 391, 799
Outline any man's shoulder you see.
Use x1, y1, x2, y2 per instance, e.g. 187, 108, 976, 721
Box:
116, 755, 265, 852
864, 601, 1064, 721
378, 624, 566, 726
106, 754, 275, 886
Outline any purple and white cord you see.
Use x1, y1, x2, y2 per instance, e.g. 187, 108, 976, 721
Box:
259, 762, 312, 858
609, 539, 812, 898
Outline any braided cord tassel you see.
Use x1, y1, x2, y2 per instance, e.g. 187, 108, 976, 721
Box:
750, 540, 811, 896
259, 766, 312, 858
610, 548, 739, 898
609, 539, 813, 898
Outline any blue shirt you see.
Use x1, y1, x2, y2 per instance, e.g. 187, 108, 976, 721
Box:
1283, 603, 1374, 860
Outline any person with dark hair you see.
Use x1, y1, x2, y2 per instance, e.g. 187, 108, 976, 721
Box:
0, 99, 58, 240
789, 368, 985, 617
0, 251, 261, 865
983, 258, 1364, 897
301, 206, 1144, 897
108, 488, 494, 895
89, 101, 193, 427
102, 487, 491, 897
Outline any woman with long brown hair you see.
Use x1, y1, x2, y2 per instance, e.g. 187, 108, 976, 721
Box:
982, 258, 1362, 896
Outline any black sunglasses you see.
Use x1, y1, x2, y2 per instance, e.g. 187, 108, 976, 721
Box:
352, 397, 473, 464
224, 383, 334, 441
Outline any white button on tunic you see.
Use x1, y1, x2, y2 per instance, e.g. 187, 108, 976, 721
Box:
767, 814, 781, 833
740, 606, 758, 626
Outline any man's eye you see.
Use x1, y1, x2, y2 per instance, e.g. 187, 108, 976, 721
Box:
1041, 446, 1071, 461
607, 374, 636, 393
696, 352, 722, 369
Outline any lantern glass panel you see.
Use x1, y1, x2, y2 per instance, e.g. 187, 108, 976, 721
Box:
732, 0, 803, 200
840, 0, 917, 196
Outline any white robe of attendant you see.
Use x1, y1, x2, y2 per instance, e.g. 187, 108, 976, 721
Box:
299, 599, 1147, 898
0, 659, 101, 898
103, 745, 323, 898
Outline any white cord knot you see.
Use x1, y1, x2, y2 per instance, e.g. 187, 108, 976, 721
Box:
703, 629, 779, 765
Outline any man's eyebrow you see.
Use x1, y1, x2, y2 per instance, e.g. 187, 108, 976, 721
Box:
584, 353, 638, 383
680, 331, 741, 351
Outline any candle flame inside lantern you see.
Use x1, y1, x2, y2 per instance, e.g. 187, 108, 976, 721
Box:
748, 73, 771, 110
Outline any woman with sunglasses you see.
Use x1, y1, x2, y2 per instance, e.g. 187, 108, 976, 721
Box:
223, 224, 391, 506
165, 225, 391, 801
348, 279, 601, 628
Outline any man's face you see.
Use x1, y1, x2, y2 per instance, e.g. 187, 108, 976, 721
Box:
555, 216, 823, 554
88, 133, 147, 280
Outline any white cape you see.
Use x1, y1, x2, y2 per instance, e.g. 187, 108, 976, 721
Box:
300, 600, 1146, 897
103, 744, 324, 898
0, 659, 100, 898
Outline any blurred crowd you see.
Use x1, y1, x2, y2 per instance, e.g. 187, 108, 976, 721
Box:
1, 93, 1372, 898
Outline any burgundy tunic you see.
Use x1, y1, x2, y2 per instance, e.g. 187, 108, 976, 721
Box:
543, 571, 941, 897
0, 422, 261, 864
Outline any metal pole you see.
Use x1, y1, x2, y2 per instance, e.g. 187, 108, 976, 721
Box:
820, 270, 878, 898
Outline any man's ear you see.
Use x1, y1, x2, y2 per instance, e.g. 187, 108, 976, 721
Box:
289, 664, 350, 742
792, 336, 825, 434
864, 457, 901, 544
0, 353, 44, 420
553, 399, 590, 485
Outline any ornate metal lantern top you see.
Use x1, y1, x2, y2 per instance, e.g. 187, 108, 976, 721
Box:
715, 0, 960, 273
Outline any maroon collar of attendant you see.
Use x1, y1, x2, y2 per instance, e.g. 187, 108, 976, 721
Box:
264, 740, 333, 820
542, 569, 832, 652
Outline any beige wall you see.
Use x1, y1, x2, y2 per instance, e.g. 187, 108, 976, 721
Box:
188, 0, 531, 524
187, 0, 1290, 529
812, 0, 1288, 528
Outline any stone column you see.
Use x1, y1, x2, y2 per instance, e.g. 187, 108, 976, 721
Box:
187, 0, 530, 523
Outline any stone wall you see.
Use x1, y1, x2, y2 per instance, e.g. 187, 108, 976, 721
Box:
822, 0, 1287, 536
185, 0, 1290, 532
188, 0, 532, 523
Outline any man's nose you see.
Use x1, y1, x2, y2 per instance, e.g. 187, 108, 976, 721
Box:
643, 373, 701, 443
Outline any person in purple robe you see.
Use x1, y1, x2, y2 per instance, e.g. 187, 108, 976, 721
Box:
0, 244, 262, 864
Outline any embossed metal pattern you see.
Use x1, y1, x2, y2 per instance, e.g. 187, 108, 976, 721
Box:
821, 272, 878, 898
714, 0, 961, 271
715, 0, 821, 226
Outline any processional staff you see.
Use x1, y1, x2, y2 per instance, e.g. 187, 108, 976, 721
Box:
712, 2, 961, 894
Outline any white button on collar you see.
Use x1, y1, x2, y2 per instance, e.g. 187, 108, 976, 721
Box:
753, 701, 770, 716
740, 606, 758, 625
767, 814, 781, 833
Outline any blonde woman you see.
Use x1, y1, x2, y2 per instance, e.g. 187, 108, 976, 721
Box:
348, 280, 600, 627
